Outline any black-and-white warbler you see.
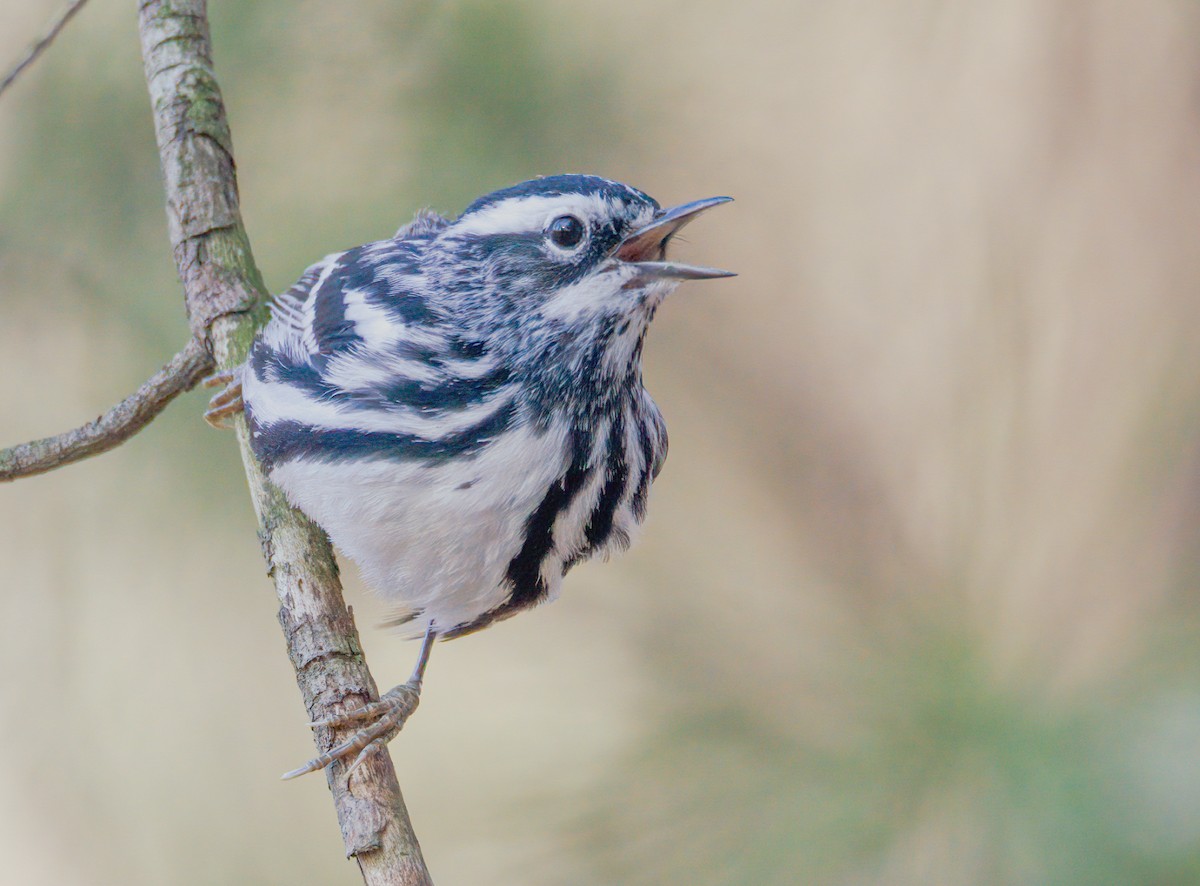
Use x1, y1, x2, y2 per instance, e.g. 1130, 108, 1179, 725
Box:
207, 174, 732, 777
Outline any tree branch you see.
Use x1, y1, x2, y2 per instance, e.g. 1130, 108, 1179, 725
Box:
0, 337, 213, 482
136, 2, 432, 884
0, 0, 93, 99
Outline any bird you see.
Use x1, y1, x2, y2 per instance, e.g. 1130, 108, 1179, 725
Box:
205, 174, 733, 778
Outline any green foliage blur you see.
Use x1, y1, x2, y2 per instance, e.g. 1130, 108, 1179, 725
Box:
3, 2, 1200, 884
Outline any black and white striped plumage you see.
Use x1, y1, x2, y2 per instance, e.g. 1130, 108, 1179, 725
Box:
243, 175, 731, 640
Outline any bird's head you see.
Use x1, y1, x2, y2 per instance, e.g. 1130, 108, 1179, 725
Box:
428, 175, 732, 403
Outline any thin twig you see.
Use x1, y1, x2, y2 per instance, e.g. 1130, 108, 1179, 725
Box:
137, 3, 432, 883
0, 338, 213, 482
0, 0, 93, 100
2, 0, 433, 877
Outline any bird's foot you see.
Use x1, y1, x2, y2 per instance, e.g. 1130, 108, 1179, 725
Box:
281, 681, 422, 780
203, 370, 243, 429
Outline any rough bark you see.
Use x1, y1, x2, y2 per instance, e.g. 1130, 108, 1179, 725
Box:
137, 2, 432, 883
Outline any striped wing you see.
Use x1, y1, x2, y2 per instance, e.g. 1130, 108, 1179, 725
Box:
245, 232, 516, 469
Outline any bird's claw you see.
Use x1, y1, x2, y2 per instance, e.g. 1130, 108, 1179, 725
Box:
203, 370, 243, 429
282, 681, 422, 780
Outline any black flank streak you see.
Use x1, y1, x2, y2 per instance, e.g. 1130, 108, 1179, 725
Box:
632, 421, 655, 520
583, 415, 628, 551
445, 427, 596, 639
631, 333, 647, 364
503, 428, 594, 608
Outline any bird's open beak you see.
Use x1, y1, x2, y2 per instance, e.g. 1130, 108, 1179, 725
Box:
614, 196, 735, 280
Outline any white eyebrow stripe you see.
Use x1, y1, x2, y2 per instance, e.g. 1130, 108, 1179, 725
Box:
451, 193, 614, 237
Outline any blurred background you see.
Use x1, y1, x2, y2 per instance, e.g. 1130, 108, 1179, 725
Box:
3, 1, 1200, 883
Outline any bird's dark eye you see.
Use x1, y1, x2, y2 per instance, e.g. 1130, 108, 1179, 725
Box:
547, 215, 586, 250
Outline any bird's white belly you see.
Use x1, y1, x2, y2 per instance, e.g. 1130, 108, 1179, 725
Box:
268, 422, 570, 633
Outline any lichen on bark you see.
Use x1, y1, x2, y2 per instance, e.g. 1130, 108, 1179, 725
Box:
137, 2, 433, 883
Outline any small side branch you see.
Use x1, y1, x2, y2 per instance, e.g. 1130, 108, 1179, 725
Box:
0, 338, 213, 482
0, 0, 93, 99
